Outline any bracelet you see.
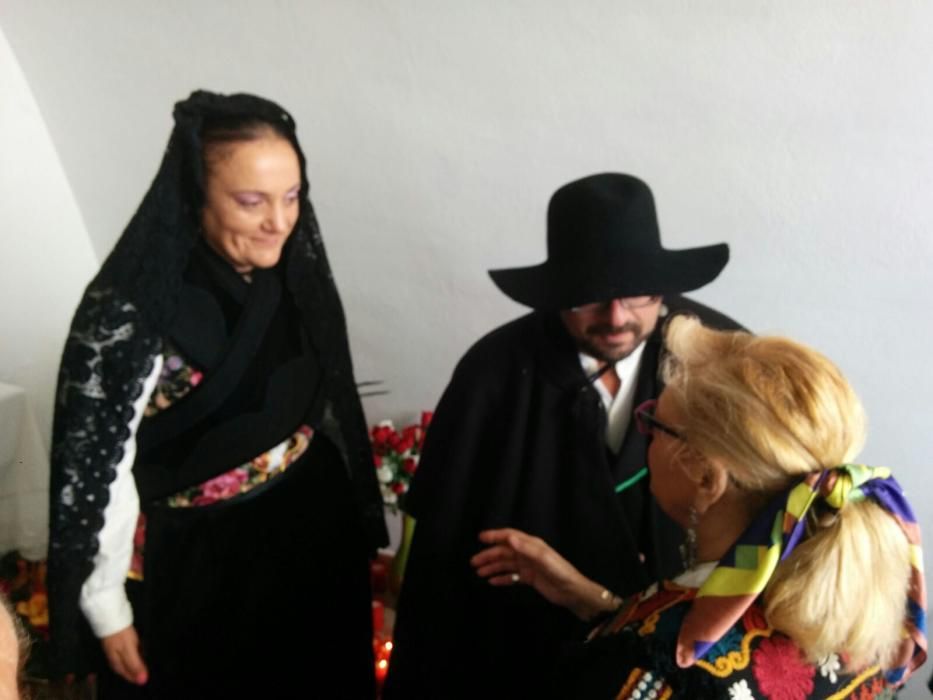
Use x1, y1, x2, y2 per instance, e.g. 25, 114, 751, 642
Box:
599, 588, 623, 611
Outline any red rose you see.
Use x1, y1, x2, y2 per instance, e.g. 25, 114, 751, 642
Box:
391, 482, 407, 494
371, 426, 393, 449
373, 454, 382, 468
397, 435, 415, 453
403, 457, 418, 474
421, 411, 433, 429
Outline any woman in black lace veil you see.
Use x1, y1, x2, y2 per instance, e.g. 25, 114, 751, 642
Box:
47, 90, 387, 698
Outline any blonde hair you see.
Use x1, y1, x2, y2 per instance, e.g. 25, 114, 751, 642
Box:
661, 315, 911, 669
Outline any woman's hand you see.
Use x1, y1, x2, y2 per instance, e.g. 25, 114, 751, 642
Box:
470, 528, 617, 620
100, 625, 149, 685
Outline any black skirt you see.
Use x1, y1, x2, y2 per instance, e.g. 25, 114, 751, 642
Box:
96, 434, 375, 699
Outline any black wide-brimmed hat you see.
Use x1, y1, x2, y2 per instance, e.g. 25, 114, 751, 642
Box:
488, 173, 729, 310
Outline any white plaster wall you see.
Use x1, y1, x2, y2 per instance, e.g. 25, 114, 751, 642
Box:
1, 2, 932, 693
0, 25, 99, 556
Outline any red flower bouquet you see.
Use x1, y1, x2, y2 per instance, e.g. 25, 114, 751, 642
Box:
371, 411, 432, 512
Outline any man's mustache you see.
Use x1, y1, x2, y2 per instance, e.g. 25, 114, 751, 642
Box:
586, 322, 641, 336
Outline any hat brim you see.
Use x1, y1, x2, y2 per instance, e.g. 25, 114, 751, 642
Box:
488, 243, 729, 311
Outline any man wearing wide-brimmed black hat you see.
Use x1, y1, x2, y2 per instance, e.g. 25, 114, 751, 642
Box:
384, 173, 742, 699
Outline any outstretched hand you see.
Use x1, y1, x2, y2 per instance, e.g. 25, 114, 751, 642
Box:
470, 528, 610, 620
101, 625, 149, 685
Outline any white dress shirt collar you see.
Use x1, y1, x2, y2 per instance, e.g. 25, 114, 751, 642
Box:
578, 341, 648, 453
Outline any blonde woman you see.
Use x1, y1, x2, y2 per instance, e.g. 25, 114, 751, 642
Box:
473, 316, 926, 698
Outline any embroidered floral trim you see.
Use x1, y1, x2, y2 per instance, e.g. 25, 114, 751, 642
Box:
589, 580, 893, 699
695, 609, 774, 678
615, 667, 672, 700
166, 425, 314, 507
819, 653, 842, 684
127, 514, 146, 582
858, 678, 895, 699
728, 678, 755, 700
824, 666, 883, 700
637, 585, 695, 637
590, 585, 693, 640
751, 635, 815, 700
128, 425, 314, 580
144, 341, 203, 417
588, 596, 637, 640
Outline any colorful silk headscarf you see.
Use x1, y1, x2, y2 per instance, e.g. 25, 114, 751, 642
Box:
675, 464, 927, 686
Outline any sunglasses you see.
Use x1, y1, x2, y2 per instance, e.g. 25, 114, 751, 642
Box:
570, 295, 661, 314
634, 399, 683, 440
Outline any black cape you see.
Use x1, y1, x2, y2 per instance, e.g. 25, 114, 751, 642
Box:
384, 295, 743, 699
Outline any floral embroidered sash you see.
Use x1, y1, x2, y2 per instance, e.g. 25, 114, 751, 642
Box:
128, 425, 314, 581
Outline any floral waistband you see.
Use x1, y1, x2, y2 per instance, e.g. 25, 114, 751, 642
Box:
166, 424, 315, 507
128, 425, 315, 581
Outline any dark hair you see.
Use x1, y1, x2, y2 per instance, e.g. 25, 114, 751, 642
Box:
199, 114, 295, 172
200, 114, 292, 151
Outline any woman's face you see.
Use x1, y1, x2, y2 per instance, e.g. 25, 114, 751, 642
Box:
0, 600, 21, 699
646, 389, 699, 527
201, 135, 301, 274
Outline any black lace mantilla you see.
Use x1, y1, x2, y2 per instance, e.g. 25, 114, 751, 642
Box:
48, 287, 161, 674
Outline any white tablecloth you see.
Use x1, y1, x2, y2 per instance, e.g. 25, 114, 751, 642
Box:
0, 382, 49, 560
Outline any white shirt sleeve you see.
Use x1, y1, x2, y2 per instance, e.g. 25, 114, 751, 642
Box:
79, 355, 163, 638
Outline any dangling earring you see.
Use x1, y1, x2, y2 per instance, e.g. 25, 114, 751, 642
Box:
659, 302, 669, 317
680, 506, 698, 571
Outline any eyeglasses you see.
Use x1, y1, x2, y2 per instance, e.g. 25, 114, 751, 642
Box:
634, 399, 683, 440
570, 295, 661, 314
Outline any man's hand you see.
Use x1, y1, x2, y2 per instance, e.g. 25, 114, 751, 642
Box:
100, 625, 149, 685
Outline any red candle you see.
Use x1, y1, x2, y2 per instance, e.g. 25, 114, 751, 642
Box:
376, 657, 389, 683
372, 599, 385, 634
375, 638, 393, 684
370, 560, 388, 594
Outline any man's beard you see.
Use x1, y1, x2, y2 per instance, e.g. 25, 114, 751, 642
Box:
576, 320, 645, 363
